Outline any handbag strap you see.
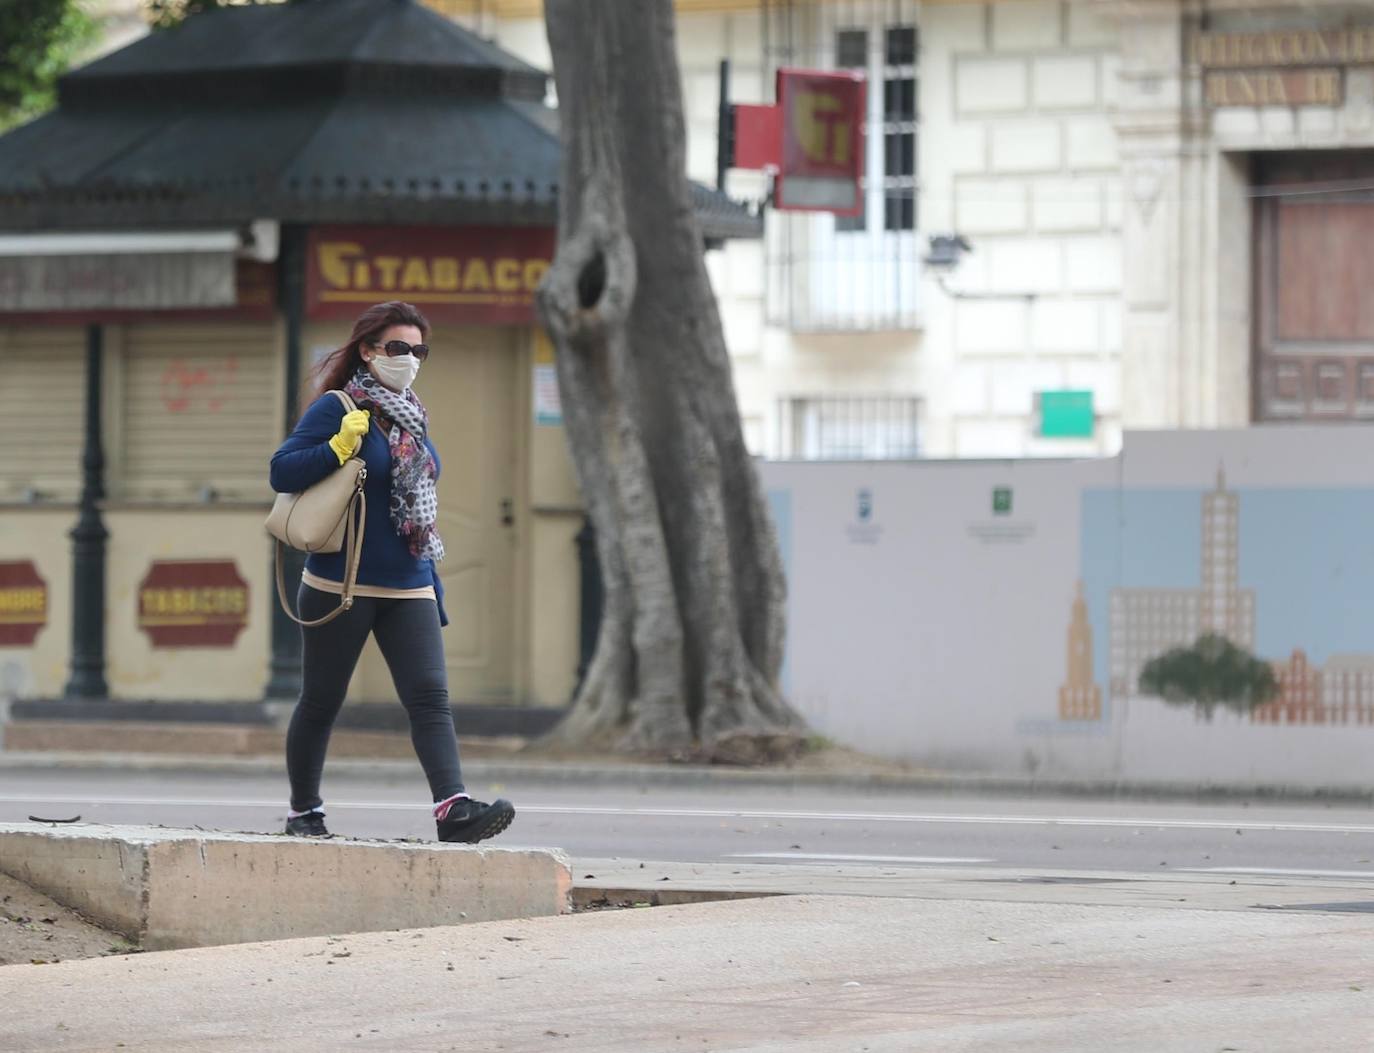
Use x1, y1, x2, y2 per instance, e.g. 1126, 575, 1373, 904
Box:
273, 388, 367, 628
331, 388, 358, 415
274, 484, 366, 627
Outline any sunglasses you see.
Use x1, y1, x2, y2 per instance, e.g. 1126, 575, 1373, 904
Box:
371, 339, 430, 362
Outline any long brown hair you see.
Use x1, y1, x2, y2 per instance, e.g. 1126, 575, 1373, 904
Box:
314, 301, 431, 395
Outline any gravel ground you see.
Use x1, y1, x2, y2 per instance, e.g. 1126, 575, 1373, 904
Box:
0, 872, 136, 967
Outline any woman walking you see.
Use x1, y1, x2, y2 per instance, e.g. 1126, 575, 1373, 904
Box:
270, 300, 514, 843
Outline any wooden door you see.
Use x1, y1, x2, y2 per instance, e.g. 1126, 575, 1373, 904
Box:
1254, 152, 1374, 421
352, 326, 520, 704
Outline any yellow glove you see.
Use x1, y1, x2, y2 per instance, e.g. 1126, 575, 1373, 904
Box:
328, 409, 370, 465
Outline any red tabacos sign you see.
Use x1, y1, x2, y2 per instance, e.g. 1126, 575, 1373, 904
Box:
306, 225, 556, 326
0, 561, 47, 646
137, 561, 249, 648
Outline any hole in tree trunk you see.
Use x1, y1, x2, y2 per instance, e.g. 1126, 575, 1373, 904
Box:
577, 251, 607, 309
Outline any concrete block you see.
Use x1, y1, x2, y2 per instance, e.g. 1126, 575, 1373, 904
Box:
991, 122, 1063, 172
727, 239, 766, 300
950, 363, 992, 415
987, 239, 1063, 294
1347, 70, 1374, 133
956, 299, 1029, 354
1066, 358, 1121, 412
955, 418, 1029, 457
1065, 236, 1122, 292
1067, 1, 1118, 47
990, 362, 1035, 415
944, 125, 988, 175
1262, 107, 1296, 137
1298, 106, 1339, 141
1034, 57, 1098, 110
1212, 107, 1262, 142
1101, 54, 1122, 108
956, 179, 1029, 234
720, 299, 764, 358
923, 3, 986, 52
725, 63, 769, 106
957, 58, 1029, 114
1065, 117, 1118, 169
1034, 178, 1104, 232
726, 10, 765, 66
1101, 299, 1123, 350
1104, 178, 1124, 229
676, 12, 727, 65
0, 824, 571, 951
685, 123, 717, 184
1032, 299, 1101, 352
683, 69, 723, 123
992, 0, 1062, 51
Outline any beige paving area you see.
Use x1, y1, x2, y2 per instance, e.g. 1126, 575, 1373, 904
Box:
2, 892, 1371, 1052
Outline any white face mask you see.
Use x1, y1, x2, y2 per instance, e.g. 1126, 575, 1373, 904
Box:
370, 353, 420, 392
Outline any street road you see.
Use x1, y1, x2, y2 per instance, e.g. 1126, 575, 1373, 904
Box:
3, 764, 1374, 881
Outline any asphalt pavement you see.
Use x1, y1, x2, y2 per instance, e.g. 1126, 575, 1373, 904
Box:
3, 763, 1374, 881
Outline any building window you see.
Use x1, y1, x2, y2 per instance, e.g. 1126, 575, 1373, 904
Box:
834, 29, 868, 234
778, 395, 921, 460
881, 26, 917, 232
831, 24, 918, 236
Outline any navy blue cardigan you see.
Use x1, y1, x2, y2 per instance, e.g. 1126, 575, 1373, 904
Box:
270, 393, 447, 626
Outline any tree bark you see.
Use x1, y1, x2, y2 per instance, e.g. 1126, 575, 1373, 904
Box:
538, 0, 803, 763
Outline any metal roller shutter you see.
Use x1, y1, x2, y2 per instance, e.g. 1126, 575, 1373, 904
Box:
0, 326, 85, 501
121, 323, 277, 500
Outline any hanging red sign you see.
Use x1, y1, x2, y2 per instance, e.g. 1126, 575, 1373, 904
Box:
776, 69, 866, 215
306, 225, 556, 326
0, 561, 47, 647
137, 561, 249, 648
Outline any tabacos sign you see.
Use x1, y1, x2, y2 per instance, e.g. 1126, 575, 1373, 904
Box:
0, 561, 47, 647
137, 560, 249, 648
306, 225, 556, 325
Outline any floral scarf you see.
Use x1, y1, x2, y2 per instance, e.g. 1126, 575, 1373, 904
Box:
344, 369, 445, 563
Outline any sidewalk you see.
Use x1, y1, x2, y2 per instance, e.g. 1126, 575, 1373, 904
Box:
3, 888, 1371, 1051
3, 745, 1374, 805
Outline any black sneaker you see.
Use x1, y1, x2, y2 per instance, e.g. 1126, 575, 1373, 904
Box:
436, 798, 515, 843
285, 811, 330, 837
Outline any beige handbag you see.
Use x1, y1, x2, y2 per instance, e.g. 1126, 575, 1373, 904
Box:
266, 390, 368, 627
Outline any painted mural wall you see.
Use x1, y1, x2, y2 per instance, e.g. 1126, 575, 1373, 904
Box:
760, 427, 1374, 786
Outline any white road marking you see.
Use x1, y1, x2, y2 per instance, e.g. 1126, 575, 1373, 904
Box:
725, 852, 996, 865
1179, 867, 1374, 880
1, 794, 1373, 835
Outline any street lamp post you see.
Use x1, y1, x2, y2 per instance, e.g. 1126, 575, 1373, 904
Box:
264, 224, 307, 701
64, 323, 109, 699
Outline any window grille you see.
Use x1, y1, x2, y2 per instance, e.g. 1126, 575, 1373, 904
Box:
777, 395, 921, 460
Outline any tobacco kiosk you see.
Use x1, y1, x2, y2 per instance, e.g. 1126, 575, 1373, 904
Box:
0, 0, 757, 719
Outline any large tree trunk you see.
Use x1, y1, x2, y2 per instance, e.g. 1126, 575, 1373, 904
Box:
537, 0, 804, 763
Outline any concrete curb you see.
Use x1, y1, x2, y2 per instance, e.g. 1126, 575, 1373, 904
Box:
0, 822, 572, 950
2, 749, 1374, 804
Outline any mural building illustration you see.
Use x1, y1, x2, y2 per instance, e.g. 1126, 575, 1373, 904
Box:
1061, 470, 1374, 726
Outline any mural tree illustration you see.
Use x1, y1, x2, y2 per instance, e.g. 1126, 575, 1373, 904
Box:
1138, 633, 1278, 721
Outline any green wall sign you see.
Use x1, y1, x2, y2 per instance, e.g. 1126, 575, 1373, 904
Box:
1039, 390, 1095, 438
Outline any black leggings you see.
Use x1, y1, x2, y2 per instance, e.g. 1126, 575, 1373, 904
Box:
287, 585, 465, 812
